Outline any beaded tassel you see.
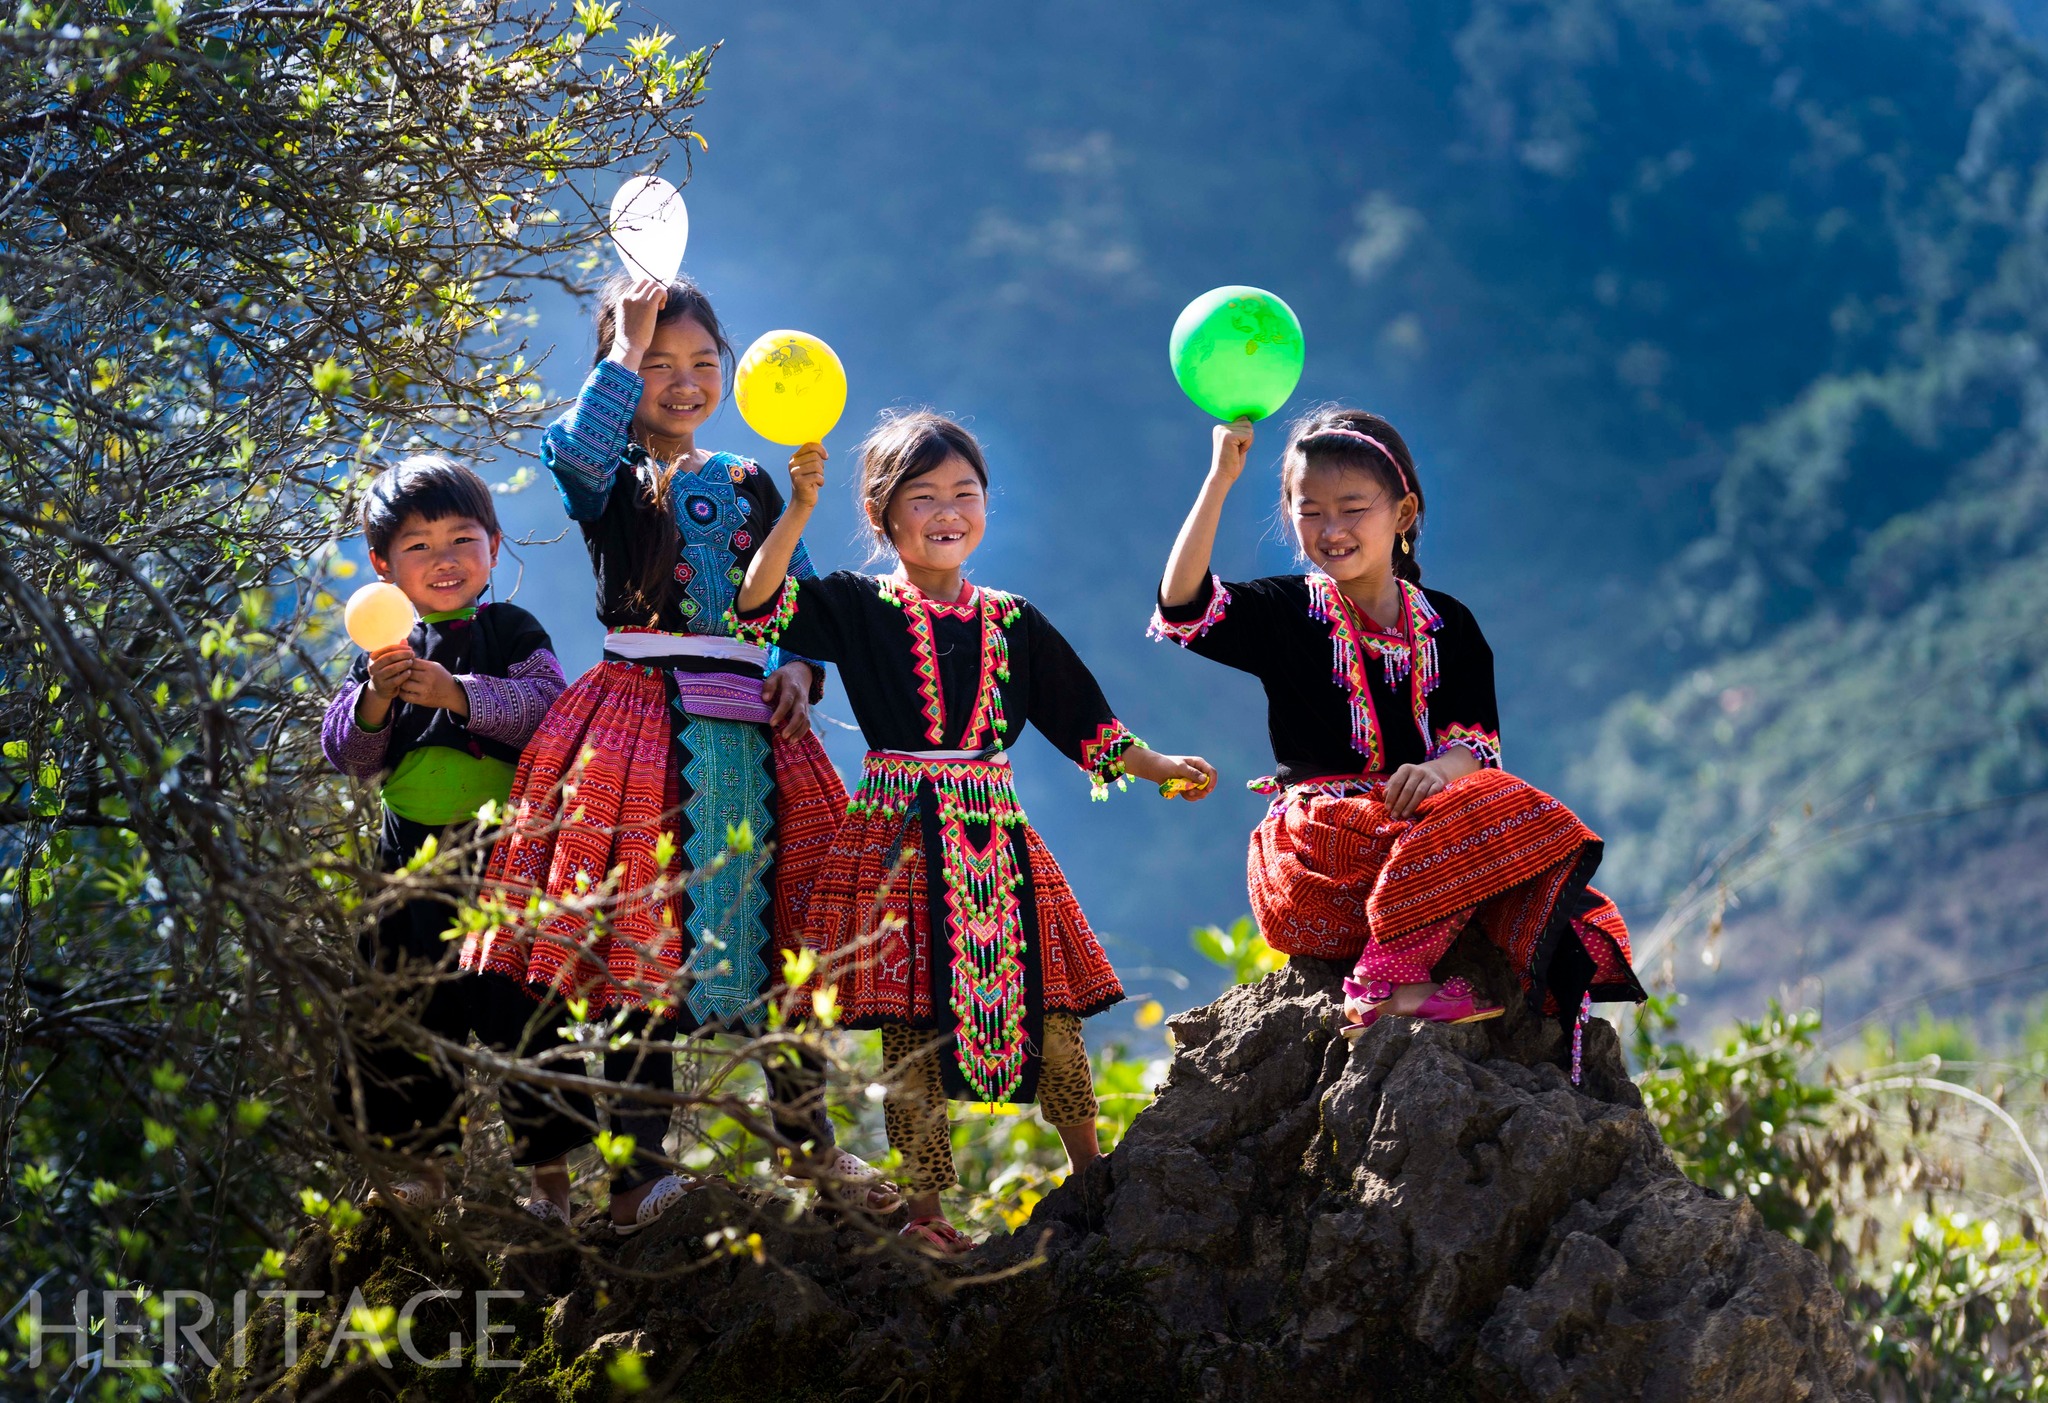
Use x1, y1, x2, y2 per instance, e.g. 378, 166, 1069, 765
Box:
847, 754, 1029, 827
853, 750, 1033, 1103
1079, 719, 1142, 800
940, 814, 1028, 1101
725, 575, 800, 647
1571, 990, 1593, 1086
1306, 575, 1445, 768
1307, 574, 1387, 771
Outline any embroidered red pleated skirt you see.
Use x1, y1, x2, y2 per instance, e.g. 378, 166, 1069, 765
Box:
802, 752, 1123, 1104
461, 657, 846, 1019
1248, 768, 1642, 1015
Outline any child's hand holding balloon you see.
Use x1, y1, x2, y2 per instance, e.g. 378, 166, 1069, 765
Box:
355, 643, 414, 730
1212, 418, 1253, 483
787, 442, 827, 509
608, 277, 669, 371
398, 657, 469, 718
365, 644, 415, 702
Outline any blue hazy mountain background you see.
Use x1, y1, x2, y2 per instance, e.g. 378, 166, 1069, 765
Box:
490, 0, 2048, 1038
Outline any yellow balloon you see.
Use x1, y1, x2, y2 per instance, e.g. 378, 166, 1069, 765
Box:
733, 330, 847, 446
344, 582, 417, 652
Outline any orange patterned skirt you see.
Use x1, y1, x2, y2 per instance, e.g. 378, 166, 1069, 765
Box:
461, 659, 846, 1021
1248, 768, 1642, 1015
801, 753, 1123, 1105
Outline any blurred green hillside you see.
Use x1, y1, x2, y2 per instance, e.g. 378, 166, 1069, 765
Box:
505, 0, 2048, 1034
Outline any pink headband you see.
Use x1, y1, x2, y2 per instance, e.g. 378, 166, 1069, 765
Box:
1310, 428, 1412, 496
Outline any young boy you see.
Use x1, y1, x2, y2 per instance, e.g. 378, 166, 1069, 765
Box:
320, 454, 585, 1217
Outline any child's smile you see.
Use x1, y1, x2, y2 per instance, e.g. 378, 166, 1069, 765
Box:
634, 317, 723, 442
372, 512, 499, 613
884, 456, 987, 582
1290, 464, 1413, 586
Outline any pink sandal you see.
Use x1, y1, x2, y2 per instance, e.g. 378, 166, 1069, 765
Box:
899, 1216, 974, 1256
1341, 976, 1503, 1039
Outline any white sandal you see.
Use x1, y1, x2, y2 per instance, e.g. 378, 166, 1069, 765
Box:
783, 1147, 903, 1212
364, 1179, 442, 1211
612, 1173, 698, 1237
520, 1197, 569, 1225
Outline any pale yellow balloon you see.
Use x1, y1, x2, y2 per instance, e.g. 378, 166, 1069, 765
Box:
344, 582, 417, 652
733, 330, 847, 447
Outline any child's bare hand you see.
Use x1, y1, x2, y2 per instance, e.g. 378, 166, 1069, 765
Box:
1211, 418, 1253, 482
1159, 754, 1218, 801
1122, 747, 1217, 799
1382, 762, 1448, 819
398, 658, 469, 716
761, 662, 814, 742
787, 443, 827, 509
365, 644, 415, 701
609, 278, 669, 368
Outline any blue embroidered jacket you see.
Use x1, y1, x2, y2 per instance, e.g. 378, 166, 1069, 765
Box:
544, 359, 824, 694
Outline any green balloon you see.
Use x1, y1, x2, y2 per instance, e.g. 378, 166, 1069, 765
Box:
1169, 285, 1305, 422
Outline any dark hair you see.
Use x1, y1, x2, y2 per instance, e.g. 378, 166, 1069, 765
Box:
360, 453, 500, 558
592, 272, 735, 379
590, 274, 737, 617
1280, 407, 1426, 584
855, 411, 989, 557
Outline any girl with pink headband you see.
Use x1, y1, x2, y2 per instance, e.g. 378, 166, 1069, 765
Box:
1150, 407, 1643, 1069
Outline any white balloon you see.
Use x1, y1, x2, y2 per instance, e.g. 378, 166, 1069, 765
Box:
609, 176, 690, 283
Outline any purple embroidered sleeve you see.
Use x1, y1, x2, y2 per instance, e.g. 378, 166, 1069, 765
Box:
321, 681, 390, 779
459, 648, 567, 748
1147, 574, 1232, 645
542, 359, 643, 521
1430, 724, 1503, 769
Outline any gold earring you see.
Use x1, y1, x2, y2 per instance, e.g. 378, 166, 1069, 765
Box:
1400, 535, 1412, 556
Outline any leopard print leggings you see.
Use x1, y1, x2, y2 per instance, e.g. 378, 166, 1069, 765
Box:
879, 1013, 1099, 1194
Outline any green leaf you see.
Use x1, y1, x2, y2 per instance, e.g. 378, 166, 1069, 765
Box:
594, 1130, 637, 1169
311, 356, 354, 398
607, 1349, 649, 1392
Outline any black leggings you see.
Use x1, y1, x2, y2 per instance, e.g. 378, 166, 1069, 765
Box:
330, 813, 596, 1168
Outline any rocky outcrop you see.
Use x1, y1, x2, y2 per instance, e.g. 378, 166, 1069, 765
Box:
236, 941, 1869, 1401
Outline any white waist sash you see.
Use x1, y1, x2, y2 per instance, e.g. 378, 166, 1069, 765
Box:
603, 631, 773, 668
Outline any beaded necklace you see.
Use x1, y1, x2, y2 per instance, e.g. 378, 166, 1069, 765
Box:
875, 576, 1023, 750
1305, 574, 1442, 771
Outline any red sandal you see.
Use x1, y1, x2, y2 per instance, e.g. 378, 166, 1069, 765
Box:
899, 1216, 974, 1256
1341, 976, 1503, 1039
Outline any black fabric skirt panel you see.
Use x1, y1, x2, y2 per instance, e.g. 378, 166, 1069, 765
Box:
1521, 840, 1647, 1019
334, 812, 596, 1165
467, 973, 596, 1168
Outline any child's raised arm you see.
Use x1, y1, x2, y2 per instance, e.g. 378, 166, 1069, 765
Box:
737, 443, 825, 613
1160, 419, 1253, 607
543, 279, 666, 521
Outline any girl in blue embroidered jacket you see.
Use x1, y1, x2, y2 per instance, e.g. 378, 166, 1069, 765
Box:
463, 276, 894, 1232
733, 410, 1217, 1254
